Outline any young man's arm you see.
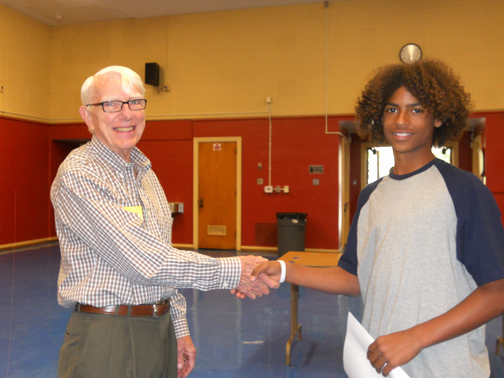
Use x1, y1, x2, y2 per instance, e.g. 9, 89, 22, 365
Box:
368, 278, 504, 376
250, 261, 361, 297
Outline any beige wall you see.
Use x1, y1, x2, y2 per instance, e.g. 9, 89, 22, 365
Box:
2, 0, 504, 122
0, 5, 50, 120
49, 17, 168, 121
328, 0, 504, 113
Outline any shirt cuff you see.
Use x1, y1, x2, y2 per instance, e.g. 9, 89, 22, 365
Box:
169, 292, 190, 338
172, 316, 190, 338
217, 256, 241, 290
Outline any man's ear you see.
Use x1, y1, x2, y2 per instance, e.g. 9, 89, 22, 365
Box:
79, 106, 94, 133
434, 119, 443, 128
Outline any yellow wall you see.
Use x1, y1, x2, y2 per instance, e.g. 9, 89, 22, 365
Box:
0, 4, 50, 120
165, 5, 327, 118
2, 0, 504, 122
49, 17, 168, 121
328, 0, 504, 113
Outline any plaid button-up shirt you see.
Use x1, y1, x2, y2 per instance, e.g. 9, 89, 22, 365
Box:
51, 136, 241, 337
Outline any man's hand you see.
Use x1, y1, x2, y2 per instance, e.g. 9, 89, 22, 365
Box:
251, 261, 282, 283
367, 278, 504, 376
177, 335, 196, 378
367, 328, 422, 376
231, 256, 280, 299
231, 259, 281, 299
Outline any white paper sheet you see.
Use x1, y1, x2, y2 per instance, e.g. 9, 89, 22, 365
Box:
343, 312, 411, 378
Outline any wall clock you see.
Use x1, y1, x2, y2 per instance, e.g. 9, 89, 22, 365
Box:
400, 43, 422, 64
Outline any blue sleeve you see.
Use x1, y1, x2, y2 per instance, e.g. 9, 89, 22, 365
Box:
338, 179, 382, 276
438, 161, 504, 286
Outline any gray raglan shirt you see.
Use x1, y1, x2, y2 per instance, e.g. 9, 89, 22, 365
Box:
339, 158, 504, 378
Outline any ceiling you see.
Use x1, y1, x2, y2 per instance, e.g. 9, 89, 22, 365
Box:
0, 0, 333, 26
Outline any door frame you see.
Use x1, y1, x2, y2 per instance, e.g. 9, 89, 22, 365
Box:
339, 134, 351, 250
193, 137, 242, 251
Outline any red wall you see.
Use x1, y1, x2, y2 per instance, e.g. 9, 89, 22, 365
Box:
45, 117, 345, 250
137, 139, 194, 245
0, 117, 50, 245
473, 112, 504, 193
193, 117, 342, 249
473, 112, 504, 225
2, 112, 503, 249
139, 120, 194, 244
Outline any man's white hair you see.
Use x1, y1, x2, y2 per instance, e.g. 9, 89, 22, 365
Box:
80, 66, 145, 105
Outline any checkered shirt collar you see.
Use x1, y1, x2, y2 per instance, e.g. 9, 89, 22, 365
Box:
90, 136, 152, 175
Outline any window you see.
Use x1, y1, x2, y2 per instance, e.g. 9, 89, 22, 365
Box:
362, 143, 458, 186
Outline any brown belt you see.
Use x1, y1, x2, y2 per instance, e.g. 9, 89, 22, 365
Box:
76, 300, 170, 318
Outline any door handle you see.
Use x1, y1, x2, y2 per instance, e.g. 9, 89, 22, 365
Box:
199, 197, 204, 208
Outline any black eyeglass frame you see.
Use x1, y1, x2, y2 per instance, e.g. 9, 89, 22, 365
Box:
86, 99, 147, 113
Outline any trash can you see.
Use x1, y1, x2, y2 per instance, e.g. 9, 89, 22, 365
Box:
276, 212, 307, 257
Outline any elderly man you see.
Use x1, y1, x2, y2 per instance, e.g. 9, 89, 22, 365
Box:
51, 66, 276, 378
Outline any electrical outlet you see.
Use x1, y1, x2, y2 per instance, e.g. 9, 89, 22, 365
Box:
283, 186, 289, 193
264, 185, 273, 193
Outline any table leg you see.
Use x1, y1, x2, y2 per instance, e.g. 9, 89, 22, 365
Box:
286, 284, 302, 366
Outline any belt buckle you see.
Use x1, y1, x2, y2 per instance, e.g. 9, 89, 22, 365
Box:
153, 304, 158, 318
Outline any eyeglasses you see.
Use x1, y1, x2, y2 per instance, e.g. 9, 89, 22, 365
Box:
86, 99, 147, 113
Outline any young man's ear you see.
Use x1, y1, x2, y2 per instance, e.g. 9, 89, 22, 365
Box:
434, 119, 443, 128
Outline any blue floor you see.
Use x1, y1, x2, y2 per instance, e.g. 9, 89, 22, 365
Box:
1, 243, 504, 378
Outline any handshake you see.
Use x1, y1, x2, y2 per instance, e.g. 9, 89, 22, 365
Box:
231, 256, 283, 299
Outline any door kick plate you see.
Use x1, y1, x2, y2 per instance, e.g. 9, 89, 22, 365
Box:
207, 225, 226, 236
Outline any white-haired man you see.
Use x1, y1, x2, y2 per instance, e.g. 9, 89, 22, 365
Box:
51, 66, 277, 378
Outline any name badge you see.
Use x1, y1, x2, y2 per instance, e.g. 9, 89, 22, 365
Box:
124, 206, 144, 220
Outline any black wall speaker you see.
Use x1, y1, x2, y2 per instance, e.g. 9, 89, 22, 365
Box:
145, 63, 160, 86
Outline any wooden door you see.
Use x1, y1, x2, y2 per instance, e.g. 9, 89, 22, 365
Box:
198, 142, 237, 249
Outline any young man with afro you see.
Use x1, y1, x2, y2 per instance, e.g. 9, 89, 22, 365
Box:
249, 59, 504, 377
